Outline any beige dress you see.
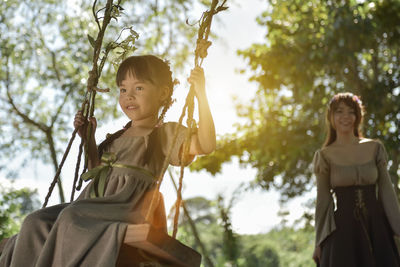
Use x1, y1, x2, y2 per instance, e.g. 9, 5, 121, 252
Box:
0, 122, 188, 267
314, 139, 400, 246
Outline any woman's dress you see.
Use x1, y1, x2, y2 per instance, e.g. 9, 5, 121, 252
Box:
313, 140, 400, 267
0, 122, 187, 267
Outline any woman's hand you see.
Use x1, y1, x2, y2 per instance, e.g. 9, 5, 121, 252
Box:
312, 245, 321, 265
73, 111, 97, 142
187, 66, 205, 96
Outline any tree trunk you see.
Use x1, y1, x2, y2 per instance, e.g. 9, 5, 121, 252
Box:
46, 130, 65, 203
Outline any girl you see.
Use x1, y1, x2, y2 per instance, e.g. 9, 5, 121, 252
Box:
0, 55, 216, 266
312, 92, 400, 266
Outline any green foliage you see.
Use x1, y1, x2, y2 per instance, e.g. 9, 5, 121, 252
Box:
0, 185, 40, 239
170, 196, 223, 266
174, 194, 315, 267
239, 226, 315, 267
216, 195, 239, 266
192, 0, 400, 200
238, 241, 280, 267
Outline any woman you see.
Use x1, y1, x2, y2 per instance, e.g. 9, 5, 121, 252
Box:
312, 92, 400, 266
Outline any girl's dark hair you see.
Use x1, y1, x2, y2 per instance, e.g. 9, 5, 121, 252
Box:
97, 121, 131, 158
97, 120, 161, 165
116, 55, 175, 123
323, 92, 365, 147
97, 55, 175, 158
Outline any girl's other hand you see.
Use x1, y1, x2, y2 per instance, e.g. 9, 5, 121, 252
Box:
73, 111, 97, 141
187, 66, 205, 96
312, 245, 321, 265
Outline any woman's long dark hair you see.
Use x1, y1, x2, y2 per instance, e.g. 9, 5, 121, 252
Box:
323, 92, 365, 147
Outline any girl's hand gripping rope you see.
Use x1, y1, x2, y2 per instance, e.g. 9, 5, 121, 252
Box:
187, 66, 216, 156
74, 111, 97, 143
187, 66, 206, 97
74, 111, 99, 169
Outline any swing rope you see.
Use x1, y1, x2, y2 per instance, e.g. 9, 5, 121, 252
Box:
43, 0, 115, 208
43, 85, 107, 207
145, 0, 227, 238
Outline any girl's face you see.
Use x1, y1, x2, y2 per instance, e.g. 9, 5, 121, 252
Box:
332, 101, 356, 135
118, 71, 166, 125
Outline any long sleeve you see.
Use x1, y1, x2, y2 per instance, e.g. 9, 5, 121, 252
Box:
313, 150, 336, 246
376, 142, 400, 236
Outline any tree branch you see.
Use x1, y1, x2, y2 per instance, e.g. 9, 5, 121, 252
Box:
50, 85, 75, 128
5, 57, 48, 133
93, 0, 101, 31
36, 29, 73, 129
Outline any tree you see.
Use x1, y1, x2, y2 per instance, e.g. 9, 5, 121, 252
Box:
239, 226, 314, 267
169, 182, 242, 267
170, 192, 313, 267
0, 0, 206, 203
239, 243, 280, 267
170, 195, 223, 266
0, 185, 40, 239
192, 0, 400, 200
168, 169, 216, 267
216, 194, 240, 267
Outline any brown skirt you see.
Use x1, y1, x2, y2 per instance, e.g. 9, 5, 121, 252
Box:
320, 184, 400, 267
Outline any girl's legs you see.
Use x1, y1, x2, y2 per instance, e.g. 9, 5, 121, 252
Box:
0, 235, 17, 266
35, 200, 127, 267
7, 203, 67, 267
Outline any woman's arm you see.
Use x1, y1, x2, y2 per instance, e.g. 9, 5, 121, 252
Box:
313, 150, 336, 263
312, 245, 321, 264
376, 141, 400, 236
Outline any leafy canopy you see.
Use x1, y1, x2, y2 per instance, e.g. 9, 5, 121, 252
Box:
192, 0, 400, 200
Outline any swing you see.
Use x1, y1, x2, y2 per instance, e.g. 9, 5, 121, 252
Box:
0, 1, 226, 267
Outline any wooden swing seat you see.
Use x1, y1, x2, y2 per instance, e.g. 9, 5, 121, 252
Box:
0, 224, 201, 267
118, 224, 201, 267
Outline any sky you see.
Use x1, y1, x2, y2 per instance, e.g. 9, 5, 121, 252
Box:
1, 0, 316, 235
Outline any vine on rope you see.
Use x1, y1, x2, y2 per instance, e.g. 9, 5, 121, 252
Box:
43, 0, 138, 207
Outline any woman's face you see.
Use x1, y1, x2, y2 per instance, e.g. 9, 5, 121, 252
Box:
332, 101, 356, 135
